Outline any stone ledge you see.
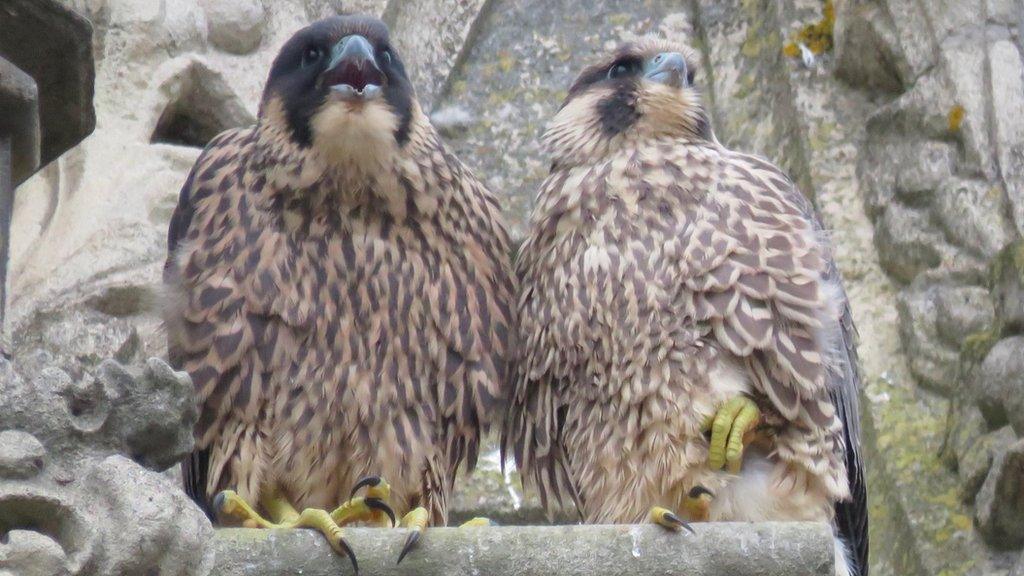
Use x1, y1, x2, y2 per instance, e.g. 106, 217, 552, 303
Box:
212, 522, 834, 576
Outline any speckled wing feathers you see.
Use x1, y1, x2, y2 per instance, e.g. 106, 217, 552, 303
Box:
166, 114, 515, 524
507, 140, 853, 522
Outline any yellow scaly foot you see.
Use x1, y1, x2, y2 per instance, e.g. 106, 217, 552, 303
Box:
395, 507, 497, 564
703, 396, 762, 473
331, 475, 397, 527
396, 506, 429, 564
214, 489, 360, 574
648, 506, 694, 533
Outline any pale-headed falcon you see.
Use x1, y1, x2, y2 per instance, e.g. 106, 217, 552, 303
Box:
164, 15, 516, 569
504, 38, 868, 576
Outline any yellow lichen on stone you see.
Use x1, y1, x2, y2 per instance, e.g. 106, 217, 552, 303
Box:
784, 0, 835, 58
961, 327, 1001, 364
948, 104, 965, 132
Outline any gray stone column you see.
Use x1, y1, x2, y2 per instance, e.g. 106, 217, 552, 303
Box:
0, 134, 10, 322
211, 522, 835, 576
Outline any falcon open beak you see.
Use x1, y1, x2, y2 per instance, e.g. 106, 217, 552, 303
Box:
323, 34, 385, 102
643, 52, 688, 88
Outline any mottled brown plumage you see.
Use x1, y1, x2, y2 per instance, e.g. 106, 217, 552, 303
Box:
504, 37, 866, 575
165, 15, 515, 527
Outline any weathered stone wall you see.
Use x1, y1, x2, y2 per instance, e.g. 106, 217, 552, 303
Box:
7, 1, 1024, 575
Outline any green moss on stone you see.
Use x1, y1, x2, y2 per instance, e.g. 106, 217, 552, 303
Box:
989, 238, 1024, 288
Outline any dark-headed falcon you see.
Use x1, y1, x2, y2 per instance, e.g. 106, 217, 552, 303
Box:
164, 15, 515, 569
504, 37, 867, 576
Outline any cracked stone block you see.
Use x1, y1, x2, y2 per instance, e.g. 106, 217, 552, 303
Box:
975, 438, 1024, 549
385, 0, 488, 111
989, 38, 1024, 235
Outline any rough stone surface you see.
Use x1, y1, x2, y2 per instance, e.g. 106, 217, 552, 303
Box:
0, 430, 46, 480
973, 336, 1024, 434
989, 38, 1024, 235
0, 356, 213, 576
933, 286, 994, 348
991, 240, 1024, 334
975, 438, 1024, 549
212, 523, 835, 576
896, 283, 961, 393
202, 0, 267, 55
1013, 550, 1024, 576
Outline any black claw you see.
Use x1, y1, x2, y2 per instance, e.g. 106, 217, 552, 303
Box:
366, 497, 397, 527
688, 485, 715, 499
396, 530, 420, 565
664, 511, 695, 535
212, 491, 227, 514
349, 475, 382, 500
338, 537, 358, 575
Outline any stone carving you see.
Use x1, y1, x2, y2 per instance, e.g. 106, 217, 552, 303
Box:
0, 357, 213, 576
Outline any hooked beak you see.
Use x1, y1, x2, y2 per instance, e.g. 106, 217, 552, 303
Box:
644, 52, 688, 88
323, 34, 385, 102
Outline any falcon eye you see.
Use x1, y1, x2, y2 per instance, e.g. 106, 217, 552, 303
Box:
607, 60, 641, 79
687, 69, 696, 86
301, 46, 323, 68
380, 49, 393, 65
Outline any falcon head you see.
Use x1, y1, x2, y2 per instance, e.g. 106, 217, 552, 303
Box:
545, 38, 711, 166
258, 15, 415, 157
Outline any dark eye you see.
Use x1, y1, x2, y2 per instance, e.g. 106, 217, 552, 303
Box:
607, 60, 640, 79
380, 49, 393, 65
301, 46, 323, 67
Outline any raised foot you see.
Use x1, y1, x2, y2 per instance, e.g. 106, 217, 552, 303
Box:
648, 506, 694, 533
214, 489, 359, 574
703, 395, 762, 473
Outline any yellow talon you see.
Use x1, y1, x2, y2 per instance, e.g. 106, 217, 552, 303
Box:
397, 506, 430, 564
703, 396, 762, 473
459, 517, 495, 527
331, 476, 397, 527
213, 489, 359, 573
648, 505, 693, 533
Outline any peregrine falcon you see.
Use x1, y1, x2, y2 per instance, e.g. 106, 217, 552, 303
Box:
504, 38, 867, 576
164, 15, 516, 569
